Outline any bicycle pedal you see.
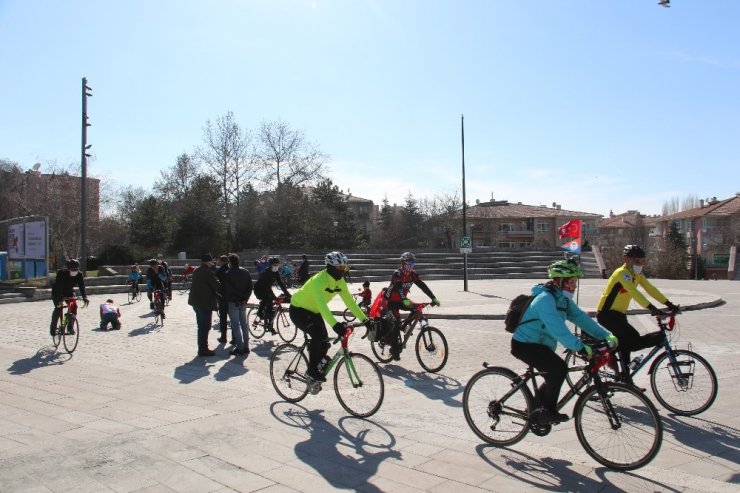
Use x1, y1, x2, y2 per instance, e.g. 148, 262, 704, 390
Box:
308, 382, 322, 395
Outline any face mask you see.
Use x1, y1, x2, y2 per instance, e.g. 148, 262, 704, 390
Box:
69, 270, 79, 277
562, 291, 574, 300
632, 265, 643, 275
271, 266, 279, 272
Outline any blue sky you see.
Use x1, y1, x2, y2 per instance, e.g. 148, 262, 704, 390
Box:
1, 0, 738, 217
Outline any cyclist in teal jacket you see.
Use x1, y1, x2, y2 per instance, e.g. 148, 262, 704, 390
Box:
511, 259, 617, 424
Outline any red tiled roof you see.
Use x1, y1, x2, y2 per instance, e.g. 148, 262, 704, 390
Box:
465, 201, 601, 220
660, 195, 740, 221
599, 211, 658, 229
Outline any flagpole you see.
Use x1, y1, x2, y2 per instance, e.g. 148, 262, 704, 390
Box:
461, 114, 468, 292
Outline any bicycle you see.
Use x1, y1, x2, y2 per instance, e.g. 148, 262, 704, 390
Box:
176, 274, 191, 294
51, 297, 83, 353
370, 302, 448, 373
127, 281, 142, 303
564, 309, 718, 416
463, 343, 663, 470
342, 293, 370, 323
153, 290, 166, 326
269, 324, 385, 418
247, 294, 296, 342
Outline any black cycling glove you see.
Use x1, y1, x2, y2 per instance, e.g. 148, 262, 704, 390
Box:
332, 322, 347, 337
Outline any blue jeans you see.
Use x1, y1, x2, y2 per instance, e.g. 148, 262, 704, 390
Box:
228, 301, 249, 351
193, 307, 212, 351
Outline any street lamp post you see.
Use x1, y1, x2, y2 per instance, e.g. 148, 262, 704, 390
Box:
80, 77, 92, 272
461, 114, 468, 292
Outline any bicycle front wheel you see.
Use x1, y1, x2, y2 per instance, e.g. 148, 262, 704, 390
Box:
462, 367, 532, 446
574, 382, 662, 471
52, 320, 62, 349
415, 326, 448, 373
650, 349, 718, 416
135, 288, 142, 302
127, 288, 134, 304
247, 307, 266, 339
63, 316, 80, 353
276, 309, 297, 343
343, 308, 357, 323
334, 352, 384, 418
270, 344, 309, 403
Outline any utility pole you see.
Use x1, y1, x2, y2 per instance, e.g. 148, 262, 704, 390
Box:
81, 77, 92, 272
461, 114, 468, 292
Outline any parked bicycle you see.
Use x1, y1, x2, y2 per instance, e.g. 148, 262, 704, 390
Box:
177, 264, 195, 294
269, 324, 385, 417
370, 302, 448, 373
52, 297, 83, 353
463, 343, 663, 470
342, 293, 370, 323
564, 309, 718, 416
127, 281, 142, 303
247, 294, 296, 343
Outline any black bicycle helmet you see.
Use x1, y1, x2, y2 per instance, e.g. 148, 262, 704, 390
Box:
66, 259, 80, 269
269, 257, 280, 265
623, 245, 646, 258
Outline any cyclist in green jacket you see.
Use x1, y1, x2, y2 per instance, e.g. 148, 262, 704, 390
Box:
289, 251, 369, 388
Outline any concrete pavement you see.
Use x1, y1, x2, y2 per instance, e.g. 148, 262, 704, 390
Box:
0, 279, 738, 492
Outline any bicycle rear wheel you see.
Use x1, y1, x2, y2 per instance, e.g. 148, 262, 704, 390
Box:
276, 309, 297, 343
334, 352, 384, 417
247, 307, 266, 339
371, 336, 394, 363
127, 287, 134, 304
565, 349, 618, 394
574, 382, 662, 470
463, 366, 532, 446
650, 349, 717, 416
63, 316, 80, 353
415, 326, 448, 373
270, 344, 309, 402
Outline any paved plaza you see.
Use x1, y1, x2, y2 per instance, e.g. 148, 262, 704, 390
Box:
0, 278, 738, 492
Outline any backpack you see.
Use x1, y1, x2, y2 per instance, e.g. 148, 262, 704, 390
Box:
504, 294, 536, 333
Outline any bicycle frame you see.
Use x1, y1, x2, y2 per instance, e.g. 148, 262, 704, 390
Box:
60, 297, 78, 325
287, 327, 363, 386
627, 312, 677, 376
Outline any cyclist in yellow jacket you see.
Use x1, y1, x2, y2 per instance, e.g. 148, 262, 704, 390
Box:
289, 251, 369, 390
597, 245, 678, 382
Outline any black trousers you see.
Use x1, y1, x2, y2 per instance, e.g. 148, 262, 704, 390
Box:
289, 305, 330, 373
597, 310, 664, 377
510, 339, 567, 413
217, 299, 228, 337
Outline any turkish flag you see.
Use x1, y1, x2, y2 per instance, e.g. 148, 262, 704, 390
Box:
558, 219, 581, 239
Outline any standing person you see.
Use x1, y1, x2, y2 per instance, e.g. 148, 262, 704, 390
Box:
511, 259, 618, 424
188, 254, 221, 357
224, 253, 253, 356
596, 245, 678, 383
215, 255, 230, 343
99, 298, 122, 330
383, 252, 440, 360
50, 259, 89, 335
156, 253, 173, 301
254, 257, 291, 334
289, 251, 369, 390
297, 254, 310, 284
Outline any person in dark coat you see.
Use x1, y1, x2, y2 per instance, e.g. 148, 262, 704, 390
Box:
254, 257, 291, 334
188, 254, 221, 356
50, 258, 89, 335
297, 254, 310, 284
224, 253, 253, 356
215, 255, 230, 343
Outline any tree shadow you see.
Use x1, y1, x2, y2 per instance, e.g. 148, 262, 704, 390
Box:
475, 444, 679, 492
7, 347, 71, 375
381, 364, 463, 408
173, 357, 214, 384
128, 323, 161, 337
213, 356, 249, 381
269, 403, 400, 491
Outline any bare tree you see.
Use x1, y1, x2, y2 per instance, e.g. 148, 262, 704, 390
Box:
419, 192, 462, 249
256, 119, 328, 188
154, 152, 200, 203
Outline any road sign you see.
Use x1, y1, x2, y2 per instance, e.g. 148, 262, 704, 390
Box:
460, 236, 472, 248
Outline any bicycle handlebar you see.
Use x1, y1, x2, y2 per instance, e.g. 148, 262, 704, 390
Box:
655, 309, 680, 330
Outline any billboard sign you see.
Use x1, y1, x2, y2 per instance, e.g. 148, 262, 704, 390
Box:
7, 223, 25, 259
25, 220, 46, 259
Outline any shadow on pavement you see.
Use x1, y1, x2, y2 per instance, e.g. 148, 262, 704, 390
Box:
128, 323, 161, 337
269, 402, 400, 491
7, 346, 71, 375
475, 444, 679, 492
381, 364, 463, 408
173, 356, 215, 384
662, 414, 740, 470
249, 339, 278, 358
214, 356, 249, 381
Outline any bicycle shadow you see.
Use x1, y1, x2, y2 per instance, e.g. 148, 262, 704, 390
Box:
213, 356, 249, 381
381, 364, 463, 408
173, 357, 215, 384
128, 323, 161, 337
7, 346, 72, 375
475, 444, 679, 492
661, 414, 740, 468
270, 403, 400, 491
249, 339, 277, 358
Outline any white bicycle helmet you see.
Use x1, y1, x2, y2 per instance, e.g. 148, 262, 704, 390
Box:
325, 251, 349, 267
